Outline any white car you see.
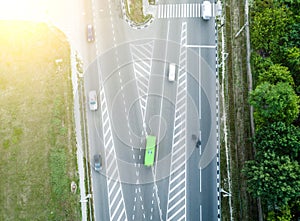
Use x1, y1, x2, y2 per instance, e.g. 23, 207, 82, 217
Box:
87, 24, 95, 42
201, 1, 212, 20
168, 63, 176, 82
89, 90, 98, 111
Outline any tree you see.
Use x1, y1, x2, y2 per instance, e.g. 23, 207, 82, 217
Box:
288, 20, 300, 48
267, 205, 292, 221
243, 150, 300, 207
254, 122, 300, 160
251, 7, 292, 59
252, 52, 274, 83
249, 82, 299, 126
258, 64, 295, 87
252, 0, 300, 13
285, 47, 300, 94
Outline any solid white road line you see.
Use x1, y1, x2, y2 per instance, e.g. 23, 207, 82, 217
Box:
199, 48, 202, 119
200, 205, 202, 221
200, 166, 202, 192
186, 44, 217, 48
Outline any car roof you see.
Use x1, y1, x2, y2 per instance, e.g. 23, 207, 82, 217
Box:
94, 154, 100, 161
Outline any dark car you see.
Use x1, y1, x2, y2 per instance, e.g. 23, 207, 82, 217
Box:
94, 154, 102, 172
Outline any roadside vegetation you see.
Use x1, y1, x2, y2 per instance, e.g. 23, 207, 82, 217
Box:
124, 0, 152, 25
0, 21, 80, 220
242, 0, 300, 220
221, 0, 257, 219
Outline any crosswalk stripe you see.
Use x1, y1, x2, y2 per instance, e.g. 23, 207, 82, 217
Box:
156, 3, 204, 18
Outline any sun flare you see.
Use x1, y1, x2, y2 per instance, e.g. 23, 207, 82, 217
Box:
0, 0, 48, 21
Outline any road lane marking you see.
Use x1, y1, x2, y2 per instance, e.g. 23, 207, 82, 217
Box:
200, 166, 202, 192
199, 47, 202, 119
97, 78, 128, 221
147, 20, 171, 221
157, 3, 206, 18
130, 40, 161, 219
156, 19, 170, 153
166, 22, 188, 221
186, 44, 216, 48
200, 205, 202, 221
130, 41, 154, 126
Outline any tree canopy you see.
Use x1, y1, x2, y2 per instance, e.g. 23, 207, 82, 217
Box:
251, 7, 292, 59
243, 150, 300, 207
258, 64, 295, 87
254, 122, 300, 160
249, 82, 299, 126
284, 47, 300, 94
247, 0, 300, 219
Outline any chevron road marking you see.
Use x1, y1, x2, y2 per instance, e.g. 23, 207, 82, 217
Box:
99, 86, 128, 221
166, 22, 188, 221
130, 41, 154, 126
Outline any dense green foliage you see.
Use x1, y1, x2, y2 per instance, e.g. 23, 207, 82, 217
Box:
243, 151, 300, 207
245, 0, 300, 219
267, 205, 292, 221
243, 122, 300, 208
285, 47, 300, 94
258, 64, 295, 86
251, 7, 292, 60
249, 82, 299, 126
253, 122, 300, 159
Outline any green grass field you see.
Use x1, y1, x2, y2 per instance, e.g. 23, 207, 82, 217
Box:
0, 21, 80, 220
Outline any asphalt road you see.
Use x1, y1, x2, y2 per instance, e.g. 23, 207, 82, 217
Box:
84, 0, 219, 220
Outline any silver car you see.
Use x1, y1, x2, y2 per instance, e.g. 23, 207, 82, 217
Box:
94, 154, 102, 172
89, 90, 98, 111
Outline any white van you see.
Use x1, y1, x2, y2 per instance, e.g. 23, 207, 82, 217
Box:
168, 63, 176, 82
201, 1, 212, 20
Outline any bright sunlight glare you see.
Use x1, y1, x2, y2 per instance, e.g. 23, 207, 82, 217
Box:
0, 0, 48, 21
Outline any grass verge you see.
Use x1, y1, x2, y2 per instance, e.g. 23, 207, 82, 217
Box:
124, 0, 152, 25
220, 0, 258, 220
0, 20, 80, 220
